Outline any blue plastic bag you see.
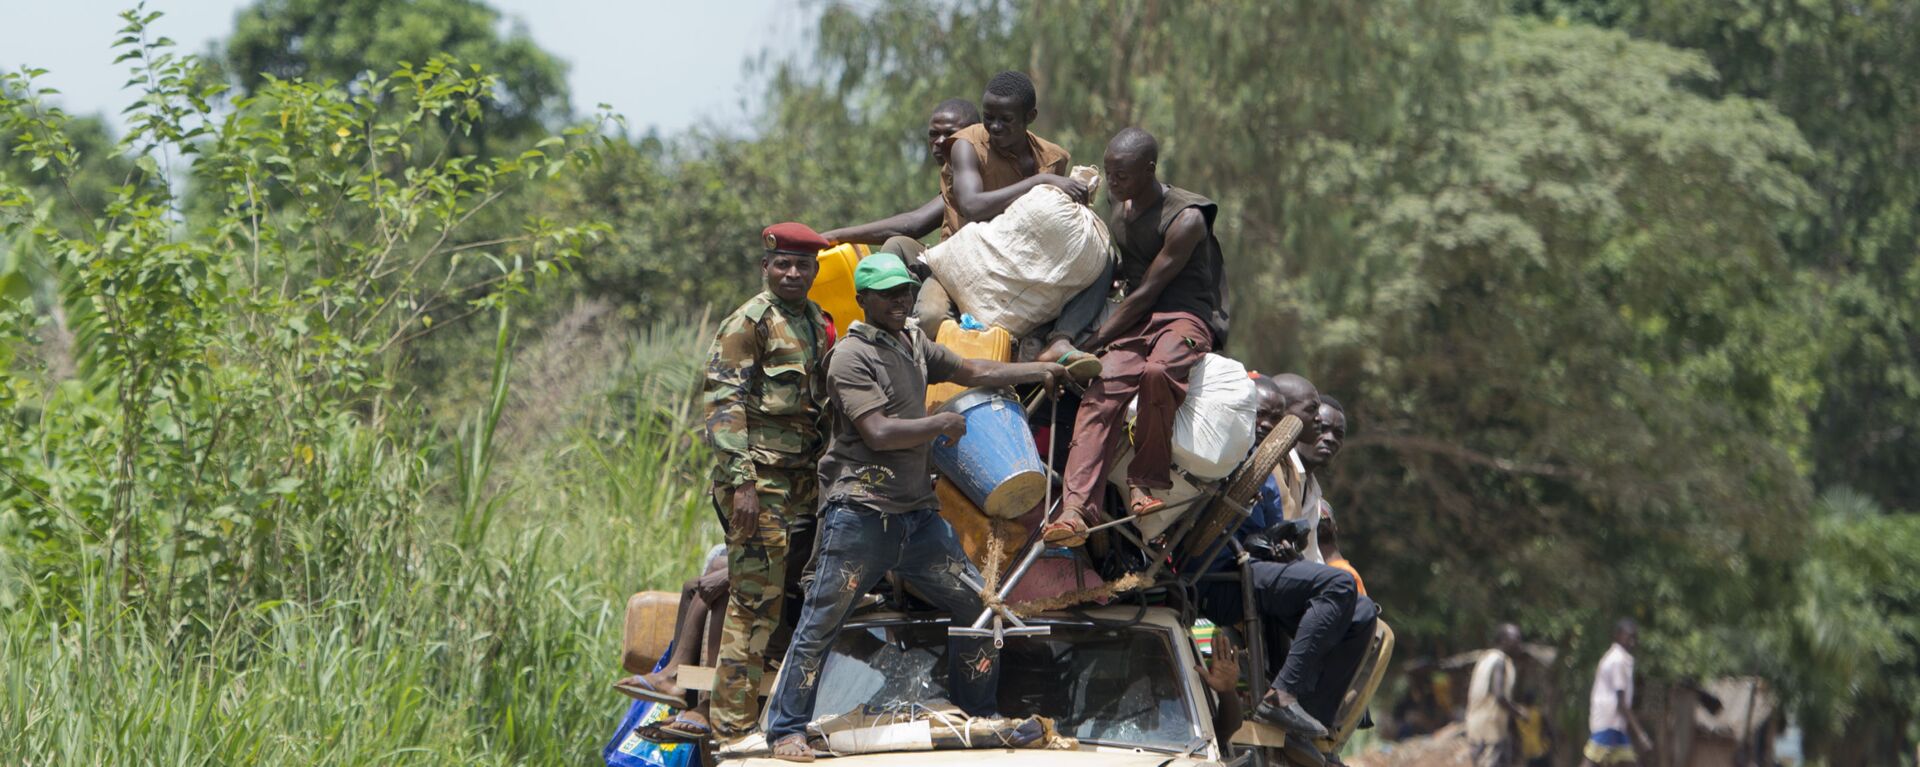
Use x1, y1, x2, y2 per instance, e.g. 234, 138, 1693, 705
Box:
603, 643, 699, 767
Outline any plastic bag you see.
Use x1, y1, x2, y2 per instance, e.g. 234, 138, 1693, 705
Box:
922, 179, 1112, 336
1171, 354, 1260, 479
1124, 354, 1259, 481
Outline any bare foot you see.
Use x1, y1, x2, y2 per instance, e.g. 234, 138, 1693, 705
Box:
612, 672, 687, 708
1030, 336, 1068, 361
772, 733, 816, 763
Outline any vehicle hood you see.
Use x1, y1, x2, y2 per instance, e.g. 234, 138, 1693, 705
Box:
725, 748, 1218, 767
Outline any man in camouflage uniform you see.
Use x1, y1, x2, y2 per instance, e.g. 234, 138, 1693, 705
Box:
704, 222, 835, 737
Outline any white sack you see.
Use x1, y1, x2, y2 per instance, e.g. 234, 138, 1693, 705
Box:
1126, 354, 1259, 481
1173, 354, 1260, 479
922, 181, 1111, 336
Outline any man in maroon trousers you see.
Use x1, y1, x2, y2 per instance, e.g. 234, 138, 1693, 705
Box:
1048, 127, 1231, 545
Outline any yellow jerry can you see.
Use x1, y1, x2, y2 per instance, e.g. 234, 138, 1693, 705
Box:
925, 319, 1013, 410
810, 243, 870, 328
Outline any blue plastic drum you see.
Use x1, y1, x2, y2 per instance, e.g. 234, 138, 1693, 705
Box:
931, 388, 1049, 519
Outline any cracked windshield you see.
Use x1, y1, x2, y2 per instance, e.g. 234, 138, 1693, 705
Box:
811, 622, 1198, 751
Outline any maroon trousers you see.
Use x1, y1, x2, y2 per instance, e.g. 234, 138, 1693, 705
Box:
1062, 311, 1213, 518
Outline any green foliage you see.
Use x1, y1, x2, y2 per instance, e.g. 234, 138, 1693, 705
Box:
0, 6, 603, 620
1753, 489, 1920, 757
5, 0, 1920, 761
0, 358, 717, 764
1514, 0, 1920, 523
690, 0, 1827, 732
217, 0, 570, 147
1313, 16, 1818, 643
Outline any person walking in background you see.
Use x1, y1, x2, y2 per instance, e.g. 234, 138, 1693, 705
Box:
1583, 618, 1651, 766
1467, 624, 1525, 767
702, 223, 837, 738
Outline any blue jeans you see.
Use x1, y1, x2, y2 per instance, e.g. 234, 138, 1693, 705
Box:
763, 503, 1000, 740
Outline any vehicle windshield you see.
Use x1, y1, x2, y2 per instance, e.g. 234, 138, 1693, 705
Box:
811, 619, 1200, 752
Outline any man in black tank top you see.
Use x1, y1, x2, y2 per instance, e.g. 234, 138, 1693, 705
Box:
1046, 127, 1231, 546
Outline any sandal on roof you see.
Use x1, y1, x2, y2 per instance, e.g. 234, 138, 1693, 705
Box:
771, 733, 816, 763
612, 674, 687, 709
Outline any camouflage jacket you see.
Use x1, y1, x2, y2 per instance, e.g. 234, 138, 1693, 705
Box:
703, 291, 833, 486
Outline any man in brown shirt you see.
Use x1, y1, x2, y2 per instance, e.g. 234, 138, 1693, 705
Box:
939, 71, 1083, 236
762, 254, 1064, 760
1050, 127, 1230, 545
919, 71, 1108, 368
820, 99, 981, 247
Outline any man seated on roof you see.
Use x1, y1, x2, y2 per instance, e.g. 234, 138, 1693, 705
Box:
615, 544, 729, 742
888, 71, 1105, 375
1046, 126, 1231, 547
1286, 389, 1380, 736
821, 98, 980, 256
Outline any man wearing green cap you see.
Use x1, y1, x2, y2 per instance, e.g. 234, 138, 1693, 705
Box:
704, 222, 835, 737
759, 253, 1066, 760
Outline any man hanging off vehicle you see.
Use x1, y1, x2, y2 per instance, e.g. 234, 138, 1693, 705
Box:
1196, 374, 1374, 747
1047, 126, 1230, 546
762, 253, 1065, 761
702, 222, 837, 738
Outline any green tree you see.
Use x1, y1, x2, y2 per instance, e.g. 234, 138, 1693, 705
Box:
217, 0, 570, 149
1514, 0, 1920, 512
697, 2, 1829, 746
1762, 489, 1920, 758
1, 8, 602, 615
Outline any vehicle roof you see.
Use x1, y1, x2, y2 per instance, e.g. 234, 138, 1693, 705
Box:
716, 605, 1222, 766
842, 604, 1188, 632
725, 747, 1220, 767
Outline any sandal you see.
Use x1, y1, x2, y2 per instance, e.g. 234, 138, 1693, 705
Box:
1042, 515, 1089, 548
613, 674, 687, 709
772, 732, 816, 763
1056, 351, 1103, 382
1128, 490, 1166, 518
637, 711, 712, 744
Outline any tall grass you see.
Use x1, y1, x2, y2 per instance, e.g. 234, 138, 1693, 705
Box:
0, 319, 719, 765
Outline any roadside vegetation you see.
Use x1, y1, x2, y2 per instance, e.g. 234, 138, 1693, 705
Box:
2, 1, 1917, 763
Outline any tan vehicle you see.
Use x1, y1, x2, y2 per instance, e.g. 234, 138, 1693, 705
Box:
706, 602, 1388, 767
693, 416, 1392, 767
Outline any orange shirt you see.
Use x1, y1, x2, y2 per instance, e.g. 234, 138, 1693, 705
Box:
938, 123, 1070, 237
1327, 556, 1368, 596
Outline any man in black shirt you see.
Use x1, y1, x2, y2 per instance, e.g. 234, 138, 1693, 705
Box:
1049, 127, 1230, 546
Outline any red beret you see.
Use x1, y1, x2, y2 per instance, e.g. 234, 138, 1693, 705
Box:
762, 222, 830, 256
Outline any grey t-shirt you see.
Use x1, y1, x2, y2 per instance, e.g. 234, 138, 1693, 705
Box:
818, 321, 962, 514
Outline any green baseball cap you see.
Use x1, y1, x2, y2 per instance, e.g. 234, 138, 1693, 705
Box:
853, 253, 920, 292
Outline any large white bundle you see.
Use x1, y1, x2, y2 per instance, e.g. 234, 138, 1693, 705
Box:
1172, 354, 1260, 479
1127, 354, 1259, 481
922, 183, 1111, 336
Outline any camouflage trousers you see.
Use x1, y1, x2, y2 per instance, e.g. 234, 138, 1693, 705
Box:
711, 465, 818, 736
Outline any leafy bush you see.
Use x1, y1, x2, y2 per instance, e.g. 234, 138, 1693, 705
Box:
0, 8, 603, 621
